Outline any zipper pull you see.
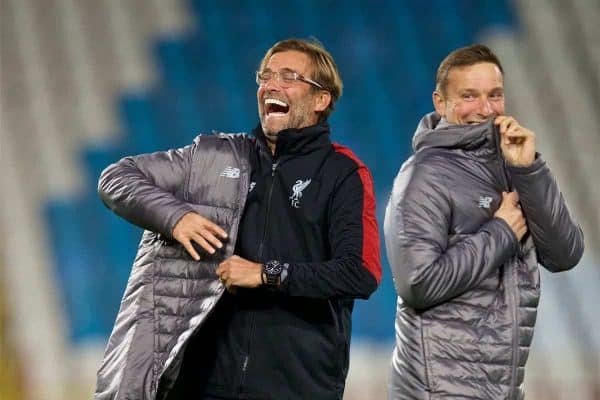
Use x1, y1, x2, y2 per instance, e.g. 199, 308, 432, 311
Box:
271, 162, 278, 176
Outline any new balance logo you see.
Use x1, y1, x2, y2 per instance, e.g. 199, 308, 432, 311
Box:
220, 166, 240, 179
478, 196, 493, 209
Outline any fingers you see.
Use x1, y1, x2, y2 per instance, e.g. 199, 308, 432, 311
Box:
181, 239, 200, 261
495, 116, 512, 134
217, 271, 236, 292
216, 259, 227, 276
496, 117, 520, 144
495, 116, 534, 146
506, 191, 519, 204
200, 231, 225, 251
217, 259, 232, 290
514, 213, 528, 241
495, 191, 527, 240
172, 212, 229, 260
205, 220, 228, 240
501, 191, 519, 206
190, 232, 216, 254
216, 256, 262, 289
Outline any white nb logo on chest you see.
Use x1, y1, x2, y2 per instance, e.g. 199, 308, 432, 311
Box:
478, 196, 493, 209
220, 166, 240, 179
289, 179, 311, 208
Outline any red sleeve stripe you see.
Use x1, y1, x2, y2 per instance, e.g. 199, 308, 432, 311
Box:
333, 144, 382, 283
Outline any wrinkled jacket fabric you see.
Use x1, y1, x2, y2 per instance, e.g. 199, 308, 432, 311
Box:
384, 113, 584, 399
95, 134, 253, 399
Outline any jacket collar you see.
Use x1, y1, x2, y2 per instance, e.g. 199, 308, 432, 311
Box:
253, 121, 331, 158
412, 112, 500, 157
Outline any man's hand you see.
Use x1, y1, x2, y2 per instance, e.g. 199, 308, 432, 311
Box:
216, 255, 263, 291
494, 191, 528, 241
172, 212, 228, 260
495, 116, 535, 167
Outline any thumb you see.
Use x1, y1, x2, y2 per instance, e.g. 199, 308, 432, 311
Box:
506, 191, 520, 204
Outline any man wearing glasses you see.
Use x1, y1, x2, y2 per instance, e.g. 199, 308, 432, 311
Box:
95, 38, 381, 400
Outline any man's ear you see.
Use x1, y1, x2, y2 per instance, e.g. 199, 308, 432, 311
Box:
314, 91, 332, 113
432, 91, 445, 116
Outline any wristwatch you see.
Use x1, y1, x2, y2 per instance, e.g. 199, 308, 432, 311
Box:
262, 260, 285, 287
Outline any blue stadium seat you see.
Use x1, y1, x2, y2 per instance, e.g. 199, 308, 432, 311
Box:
45, 0, 516, 343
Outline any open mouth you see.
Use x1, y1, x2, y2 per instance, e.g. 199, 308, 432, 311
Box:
264, 98, 289, 116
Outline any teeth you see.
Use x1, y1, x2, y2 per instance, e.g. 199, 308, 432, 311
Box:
265, 98, 288, 107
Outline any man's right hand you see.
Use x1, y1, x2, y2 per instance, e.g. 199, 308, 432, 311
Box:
172, 212, 228, 260
493, 191, 527, 241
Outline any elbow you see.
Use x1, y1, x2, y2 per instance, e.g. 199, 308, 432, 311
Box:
540, 230, 585, 273
389, 258, 441, 311
97, 158, 135, 209
394, 277, 437, 311
97, 165, 114, 207
355, 270, 379, 300
97, 163, 122, 210
542, 247, 584, 273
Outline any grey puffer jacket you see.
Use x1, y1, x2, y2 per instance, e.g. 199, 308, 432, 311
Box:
384, 113, 584, 399
95, 134, 253, 400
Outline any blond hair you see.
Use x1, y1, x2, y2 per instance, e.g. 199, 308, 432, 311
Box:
259, 38, 343, 121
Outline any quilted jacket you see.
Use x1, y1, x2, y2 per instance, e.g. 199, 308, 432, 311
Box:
384, 113, 584, 399
95, 133, 253, 399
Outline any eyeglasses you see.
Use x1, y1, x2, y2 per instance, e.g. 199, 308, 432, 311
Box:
256, 68, 324, 89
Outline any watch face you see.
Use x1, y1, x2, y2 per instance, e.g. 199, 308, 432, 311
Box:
266, 261, 283, 274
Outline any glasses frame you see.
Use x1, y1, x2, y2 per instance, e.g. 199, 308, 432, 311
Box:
256, 69, 324, 90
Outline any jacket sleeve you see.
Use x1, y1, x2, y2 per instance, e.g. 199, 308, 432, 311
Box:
509, 156, 584, 272
279, 165, 381, 299
97, 140, 198, 238
384, 160, 518, 311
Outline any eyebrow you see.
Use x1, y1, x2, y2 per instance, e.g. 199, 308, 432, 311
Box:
458, 87, 504, 94
261, 67, 297, 73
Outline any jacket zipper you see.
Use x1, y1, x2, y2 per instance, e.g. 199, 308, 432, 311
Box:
496, 147, 519, 398
507, 262, 519, 399
238, 315, 256, 397
238, 161, 278, 396
505, 157, 519, 399
257, 162, 278, 259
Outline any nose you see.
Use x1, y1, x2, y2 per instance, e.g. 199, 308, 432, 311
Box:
477, 97, 493, 116
258, 72, 284, 92
262, 76, 282, 91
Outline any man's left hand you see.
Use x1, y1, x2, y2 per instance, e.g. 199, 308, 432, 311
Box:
495, 116, 536, 167
216, 255, 263, 291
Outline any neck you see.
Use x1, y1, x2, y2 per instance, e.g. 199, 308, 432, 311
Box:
264, 131, 277, 155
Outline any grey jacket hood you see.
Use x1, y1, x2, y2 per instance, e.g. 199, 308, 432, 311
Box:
412, 111, 497, 152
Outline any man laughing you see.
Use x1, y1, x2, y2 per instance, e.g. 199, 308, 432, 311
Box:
95, 38, 382, 400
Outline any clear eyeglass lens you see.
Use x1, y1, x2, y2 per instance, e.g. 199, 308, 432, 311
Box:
257, 71, 298, 87
279, 71, 297, 84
